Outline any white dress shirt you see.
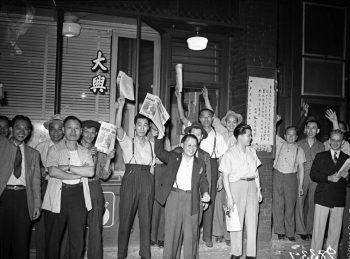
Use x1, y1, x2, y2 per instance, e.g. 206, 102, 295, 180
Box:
7, 144, 26, 186
173, 155, 194, 191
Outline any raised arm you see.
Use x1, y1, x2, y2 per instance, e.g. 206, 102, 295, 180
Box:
154, 136, 171, 164
202, 86, 214, 112
297, 103, 309, 136
116, 97, 126, 139
175, 90, 190, 126
325, 109, 339, 130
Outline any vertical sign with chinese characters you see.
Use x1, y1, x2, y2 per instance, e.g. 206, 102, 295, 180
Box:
90, 50, 108, 94
247, 76, 276, 152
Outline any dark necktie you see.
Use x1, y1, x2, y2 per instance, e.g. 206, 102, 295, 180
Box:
13, 146, 22, 178
333, 152, 338, 165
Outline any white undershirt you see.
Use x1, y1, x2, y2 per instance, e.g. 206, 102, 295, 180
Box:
173, 155, 193, 191
62, 150, 82, 185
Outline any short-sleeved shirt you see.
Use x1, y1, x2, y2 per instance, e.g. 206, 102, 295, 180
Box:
200, 128, 228, 158
219, 145, 261, 183
274, 135, 306, 174
36, 140, 54, 169
117, 132, 155, 165
42, 139, 94, 213
297, 138, 325, 174
324, 139, 350, 156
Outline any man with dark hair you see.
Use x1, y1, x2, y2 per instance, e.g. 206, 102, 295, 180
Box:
310, 129, 349, 256
176, 90, 227, 247
0, 115, 41, 259
43, 115, 95, 259
296, 119, 325, 240
35, 114, 65, 259
154, 131, 210, 259
80, 120, 115, 259
0, 115, 11, 138
116, 97, 155, 259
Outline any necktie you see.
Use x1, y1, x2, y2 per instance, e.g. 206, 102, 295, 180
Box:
333, 152, 338, 165
13, 146, 22, 178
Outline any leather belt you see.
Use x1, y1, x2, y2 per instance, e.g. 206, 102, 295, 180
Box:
172, 187, 191, 193
6, 185, 26, 190
240, 177, 255, 182
62, 182, 83, 188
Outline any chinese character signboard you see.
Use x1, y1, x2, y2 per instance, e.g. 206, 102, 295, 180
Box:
90, 50, 108, 94
247, 76, 276, 153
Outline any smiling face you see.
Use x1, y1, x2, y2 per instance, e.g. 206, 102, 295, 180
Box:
82, 126, 98, 144
199, 110, 214, 128
135, 118, 149, 137
284, 128, 298, 144
0, 119, 10, 137
226, 115, 239, 132
49, 120, 64, 144
63, 119, 82, 142
329, 132, 343, 151
182, 136, 198, 158
12, 119, 31, 144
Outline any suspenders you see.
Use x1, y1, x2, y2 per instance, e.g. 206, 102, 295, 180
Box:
210, 127, 217, 158
128, 138, 154, 165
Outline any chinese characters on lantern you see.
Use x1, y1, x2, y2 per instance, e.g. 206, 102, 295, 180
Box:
90, 50, 108, 94
247, 76, 276, 152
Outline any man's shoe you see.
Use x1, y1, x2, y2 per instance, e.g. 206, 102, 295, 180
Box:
150, 240, 157, 246
288, 236, 296, 242
215, 236, 224, 242
205, 241, 213, 247
230, 255, 240, 259
277, 234, 285, 240
157, 240, 164, 248
300, 234, 308, 240
246, 257, 256, 259
225, 239, 231, 246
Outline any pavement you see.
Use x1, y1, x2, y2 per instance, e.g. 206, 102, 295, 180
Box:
30, 234, 312, 259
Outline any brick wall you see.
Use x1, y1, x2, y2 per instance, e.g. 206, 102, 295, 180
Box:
229, 0, 278, 243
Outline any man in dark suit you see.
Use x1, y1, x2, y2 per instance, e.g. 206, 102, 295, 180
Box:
155, 133, 210, 259
0, 115, 41, 259
310, 129, 349, 256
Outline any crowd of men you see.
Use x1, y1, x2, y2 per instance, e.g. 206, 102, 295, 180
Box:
1, 89, 350, 259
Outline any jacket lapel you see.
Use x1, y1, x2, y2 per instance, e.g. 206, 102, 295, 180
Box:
24, 145, 31, 182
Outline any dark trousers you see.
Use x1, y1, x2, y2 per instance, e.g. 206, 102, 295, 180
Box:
0, 189, 32, 259
118, 164, 154, 259
45, 184, 87, 259
151, 164, 165, 243
87, 180, 105, 259
35, 179, 48, 259
339, 187, 350, 259
163, 190, 200, 259
202, 158, 218, 242
273, 169, 298, 237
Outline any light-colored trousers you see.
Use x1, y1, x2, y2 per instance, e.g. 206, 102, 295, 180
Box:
296, 171, 317, 235
229, 180, 259, 257
311, 204, 343, 257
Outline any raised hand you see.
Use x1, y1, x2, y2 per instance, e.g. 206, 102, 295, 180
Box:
202, 86, 209, 99
325, 109, 338, 123
302, 103, 309, 117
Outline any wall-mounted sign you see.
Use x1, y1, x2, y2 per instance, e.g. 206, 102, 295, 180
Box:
90, 50, 108, 94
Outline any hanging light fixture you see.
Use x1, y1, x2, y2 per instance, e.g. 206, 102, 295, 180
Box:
187, 27, 208, 51
62, 13, 81, 37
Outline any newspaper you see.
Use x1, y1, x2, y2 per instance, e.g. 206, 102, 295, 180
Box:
95, 122, 117, 154
117, 71, 134, 101
336, 158, 350, 178
139, 93, 170, 136
224, 204, 241, 232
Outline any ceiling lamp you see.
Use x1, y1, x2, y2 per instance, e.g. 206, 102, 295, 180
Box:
62, 13, 81, 37
187, 28, 208, 51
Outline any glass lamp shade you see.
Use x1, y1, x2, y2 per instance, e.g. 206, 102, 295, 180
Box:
187, 35, 208, 50
62, 22, 81, 37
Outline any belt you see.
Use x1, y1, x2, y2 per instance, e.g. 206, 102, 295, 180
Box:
240, 177, 255, 182
6, 185, 26, 190
62, 182, 83, 188
171, 187, 191, 193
